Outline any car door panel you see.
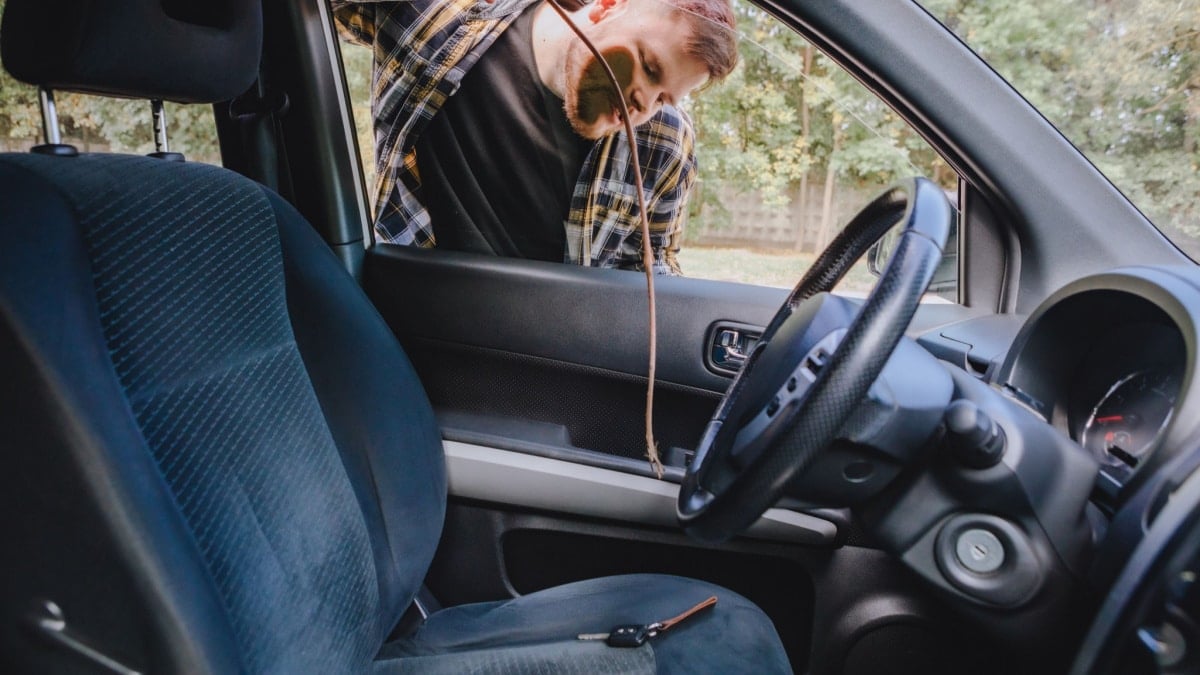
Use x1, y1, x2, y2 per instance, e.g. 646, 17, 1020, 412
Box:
363, 244, 986, 464
363, 244, 788, 461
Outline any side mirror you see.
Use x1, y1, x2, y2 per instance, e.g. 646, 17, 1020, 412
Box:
866, 227, 900, 277
867, 218, 959, 298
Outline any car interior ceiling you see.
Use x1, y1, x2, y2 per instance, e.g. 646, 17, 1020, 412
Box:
4, 0, 1200, 674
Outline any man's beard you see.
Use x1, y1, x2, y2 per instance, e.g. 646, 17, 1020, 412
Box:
562, 41, 635, 140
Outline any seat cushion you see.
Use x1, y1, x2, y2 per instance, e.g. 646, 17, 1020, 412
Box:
376, 574, 791, 674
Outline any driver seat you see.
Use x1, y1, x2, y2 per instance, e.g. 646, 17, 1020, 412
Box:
0, 0, 789, 673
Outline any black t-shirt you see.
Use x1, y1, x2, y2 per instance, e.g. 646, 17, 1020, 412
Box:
415, 6, 592, 262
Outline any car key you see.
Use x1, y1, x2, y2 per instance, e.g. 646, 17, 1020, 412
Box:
576, 624, 656, 647
576, 596, 718, 648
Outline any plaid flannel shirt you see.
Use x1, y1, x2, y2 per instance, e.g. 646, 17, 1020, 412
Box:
332, 0, 695, 274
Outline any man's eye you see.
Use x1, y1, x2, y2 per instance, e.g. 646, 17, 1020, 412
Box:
640, 53, 658, 80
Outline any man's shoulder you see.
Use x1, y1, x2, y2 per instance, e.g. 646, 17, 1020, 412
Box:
633, 105, 695, 156
331, 0, 534, 22
652, 105, 693, 132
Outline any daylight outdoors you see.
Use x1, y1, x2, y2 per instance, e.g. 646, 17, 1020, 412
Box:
3, 0, 1196, 281
925, 0, 1200, 259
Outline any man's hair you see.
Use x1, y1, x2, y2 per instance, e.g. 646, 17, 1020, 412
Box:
656, 0, 738, 82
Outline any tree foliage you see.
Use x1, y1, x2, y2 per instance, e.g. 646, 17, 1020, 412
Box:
927, 0, 1200, 241
687, 0, 1200, 247
684, 0, 954, 242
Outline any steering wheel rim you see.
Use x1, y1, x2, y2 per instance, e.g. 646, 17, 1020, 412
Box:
677, 178, 953, 543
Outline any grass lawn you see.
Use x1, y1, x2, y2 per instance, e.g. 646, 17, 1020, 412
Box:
677, 245, 877, 294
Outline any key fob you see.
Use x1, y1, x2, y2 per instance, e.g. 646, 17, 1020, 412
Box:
606, 624, 649, 648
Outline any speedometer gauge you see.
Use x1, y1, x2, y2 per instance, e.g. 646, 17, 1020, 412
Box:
1080, 369, 1179, 468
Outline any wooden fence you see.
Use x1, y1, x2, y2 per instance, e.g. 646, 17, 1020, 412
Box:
686, 183, 876, 252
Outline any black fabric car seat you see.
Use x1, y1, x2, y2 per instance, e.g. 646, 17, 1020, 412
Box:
0, 1, 790, 673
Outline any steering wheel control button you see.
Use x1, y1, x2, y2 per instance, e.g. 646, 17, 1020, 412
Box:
945, 399, 1006, 468
955, 528, 1005, 574
766, 396, 781, 417
806, 348, 829, 374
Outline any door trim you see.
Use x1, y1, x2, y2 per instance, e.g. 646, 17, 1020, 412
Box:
444, 440, 838, 546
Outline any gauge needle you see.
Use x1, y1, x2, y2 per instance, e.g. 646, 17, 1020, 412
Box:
1095, 415, 1124, 424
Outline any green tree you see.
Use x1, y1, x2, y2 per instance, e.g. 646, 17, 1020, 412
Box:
686, 1, 813, 233
926, 0, 1200, 244
686, 0, 952, 249
690, 0, 1199, 253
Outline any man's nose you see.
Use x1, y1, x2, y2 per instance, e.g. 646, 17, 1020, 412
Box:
627, 85, 661, 125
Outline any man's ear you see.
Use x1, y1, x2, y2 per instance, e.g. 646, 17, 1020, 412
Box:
588, 0, 629, 24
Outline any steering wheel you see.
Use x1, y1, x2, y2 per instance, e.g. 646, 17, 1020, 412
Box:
677, 178, 953, 543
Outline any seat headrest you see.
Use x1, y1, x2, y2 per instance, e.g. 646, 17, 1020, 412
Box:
1, 0, 262, 104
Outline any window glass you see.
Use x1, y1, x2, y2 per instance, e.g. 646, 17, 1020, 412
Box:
678, 0, 957, 299
337, 0, 959, 301
922, 0, 1200, 260
0, 87, 221, 164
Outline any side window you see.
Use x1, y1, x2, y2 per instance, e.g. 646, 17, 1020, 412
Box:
336, 0, 958, 301
0, 90, 220, 165
342, 44, 376, 192
680, 1, 958, 299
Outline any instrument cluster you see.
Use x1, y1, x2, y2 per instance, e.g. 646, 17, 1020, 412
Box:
999, 285, 1189, 492
1066, 322, 1185, 482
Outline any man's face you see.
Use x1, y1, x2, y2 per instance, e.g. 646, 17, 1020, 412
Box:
562, 0, 711, 139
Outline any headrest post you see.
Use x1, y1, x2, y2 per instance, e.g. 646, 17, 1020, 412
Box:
38, 88, 62, 146
151, 100, 170, 153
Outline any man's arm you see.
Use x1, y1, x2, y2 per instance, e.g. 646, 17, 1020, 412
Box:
644, 115, 695, 275
330, 1, 396, 46
612, 107, 696, 275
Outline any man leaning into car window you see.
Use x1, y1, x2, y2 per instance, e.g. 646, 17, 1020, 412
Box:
332, 0, 737, 274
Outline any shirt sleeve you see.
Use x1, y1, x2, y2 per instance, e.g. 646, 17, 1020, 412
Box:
331, 2, 379, 46
640, 108, 697, 275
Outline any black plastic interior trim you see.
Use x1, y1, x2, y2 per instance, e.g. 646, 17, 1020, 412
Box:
365, 245, 787, 393
258, 0, 370, 274
958, 184, 1014, 313
365, 245, 989, 393
404, 335, 719, 459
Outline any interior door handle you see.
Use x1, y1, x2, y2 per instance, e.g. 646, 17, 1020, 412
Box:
707, 323, 762, 374
718, 329, 749, 363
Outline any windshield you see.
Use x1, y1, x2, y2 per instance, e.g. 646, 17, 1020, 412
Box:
922, 0, 1200, 259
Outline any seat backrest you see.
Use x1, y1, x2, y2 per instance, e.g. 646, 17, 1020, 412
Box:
0, 3, 446, 673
